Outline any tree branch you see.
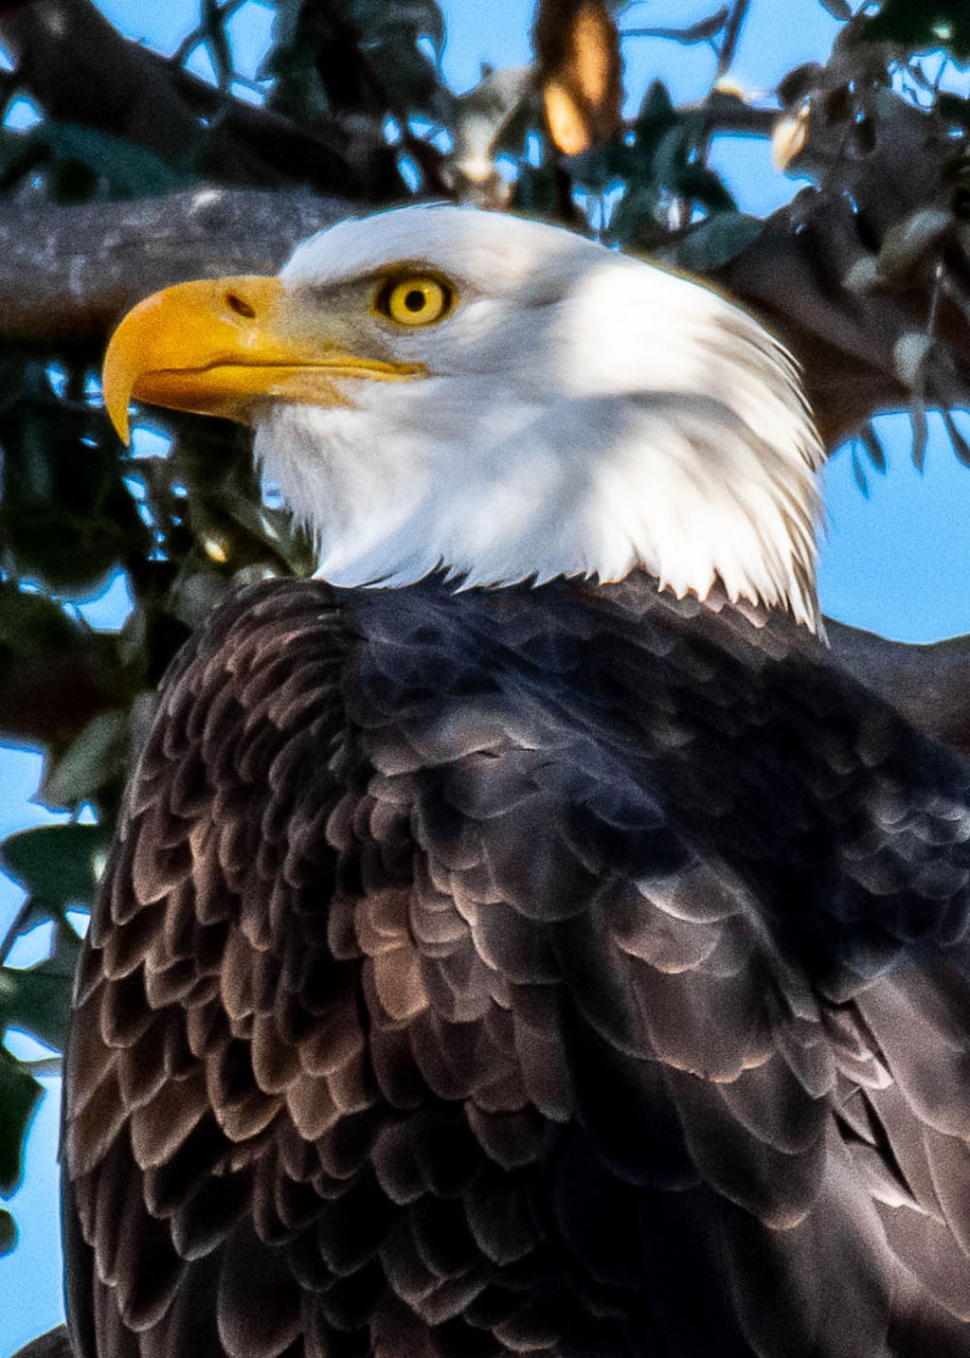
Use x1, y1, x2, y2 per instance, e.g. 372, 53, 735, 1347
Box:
715, 87, 969, 447
0, 188, 351, 345
0, 0, 352, 192
11, 1328, 73, 1358
0, 173, 923, 447
827, 622, 970, 757
716, 194, 914, 447
716, 0, 751, 77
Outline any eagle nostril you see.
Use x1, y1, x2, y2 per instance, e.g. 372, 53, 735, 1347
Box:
226, 292, 256, 318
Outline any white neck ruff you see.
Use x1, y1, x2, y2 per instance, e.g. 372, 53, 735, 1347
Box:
256, 208, 824, 629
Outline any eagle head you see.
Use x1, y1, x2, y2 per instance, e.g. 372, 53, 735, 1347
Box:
103, 204, 824, 627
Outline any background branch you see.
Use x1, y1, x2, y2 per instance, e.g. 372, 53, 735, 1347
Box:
0, 189, 349, 344
11, 1327, 73, 1358
0, 0, 352, 192
827, 623, 970, 757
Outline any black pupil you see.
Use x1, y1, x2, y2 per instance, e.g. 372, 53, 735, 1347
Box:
404, 289, 426, 312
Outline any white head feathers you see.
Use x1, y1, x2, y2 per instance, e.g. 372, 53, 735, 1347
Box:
256, 204, 824, 628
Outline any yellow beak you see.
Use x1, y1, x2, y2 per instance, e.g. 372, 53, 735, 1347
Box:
103, 275, 424, 444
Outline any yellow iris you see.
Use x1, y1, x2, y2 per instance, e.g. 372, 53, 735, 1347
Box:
379, 275, 453, 327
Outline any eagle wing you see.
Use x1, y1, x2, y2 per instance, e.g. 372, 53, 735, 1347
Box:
63, 576, 970, 1358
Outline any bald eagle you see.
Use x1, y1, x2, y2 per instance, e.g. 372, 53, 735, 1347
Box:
63, 205, 970, 1358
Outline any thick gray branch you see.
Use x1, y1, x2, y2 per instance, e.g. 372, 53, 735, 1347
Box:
0, 188, 351, 345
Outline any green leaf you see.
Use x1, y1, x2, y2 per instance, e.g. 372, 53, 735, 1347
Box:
893, 332, 934, 389
0, 967, 73, 1054
1, 901, 55, 948
0, 586, 85, 662
41, 123, 192, 199
41, 710, 130, 810
605, 181, 666, 252
635, 80, 677, 138
0, 390, 149, 592
0, 920, 80, 1050
0, 122, 193, 202
0, 584, 126, 747
0, 1208, 15, 1256
0, 127, 47, 195
354, 0, 446, 57
938, 92, 970, 127
511, 155, 569, 218
652, 117, 701, 184
349, 0, 452, 119
674, 212, 763, 272
875, 208, 951, 282
860, 0, 970, 59
674, 162, 735, 214
1, 824, 108, 911
0, 1049, 42, 1195
50, 158, 99, 206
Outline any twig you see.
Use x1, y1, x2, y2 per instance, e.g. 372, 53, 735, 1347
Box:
716, 0, 751, 78
171, 0, 251, 68
623, 7, 729, 47
0, 896, 33, 968
10, 1328, 74, 1358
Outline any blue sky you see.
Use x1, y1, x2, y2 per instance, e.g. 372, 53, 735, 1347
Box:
4, 1, 970, 1352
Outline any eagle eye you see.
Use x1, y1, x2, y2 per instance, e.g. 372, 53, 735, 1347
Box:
376, 275, 454, 327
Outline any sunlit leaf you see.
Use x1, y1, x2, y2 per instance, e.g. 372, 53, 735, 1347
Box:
893, 332, 933, 390
535, 0, 622, 155
772, 110, 809, 170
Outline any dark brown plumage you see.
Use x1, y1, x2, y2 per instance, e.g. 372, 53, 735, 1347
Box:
63, 570, 970, 1358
